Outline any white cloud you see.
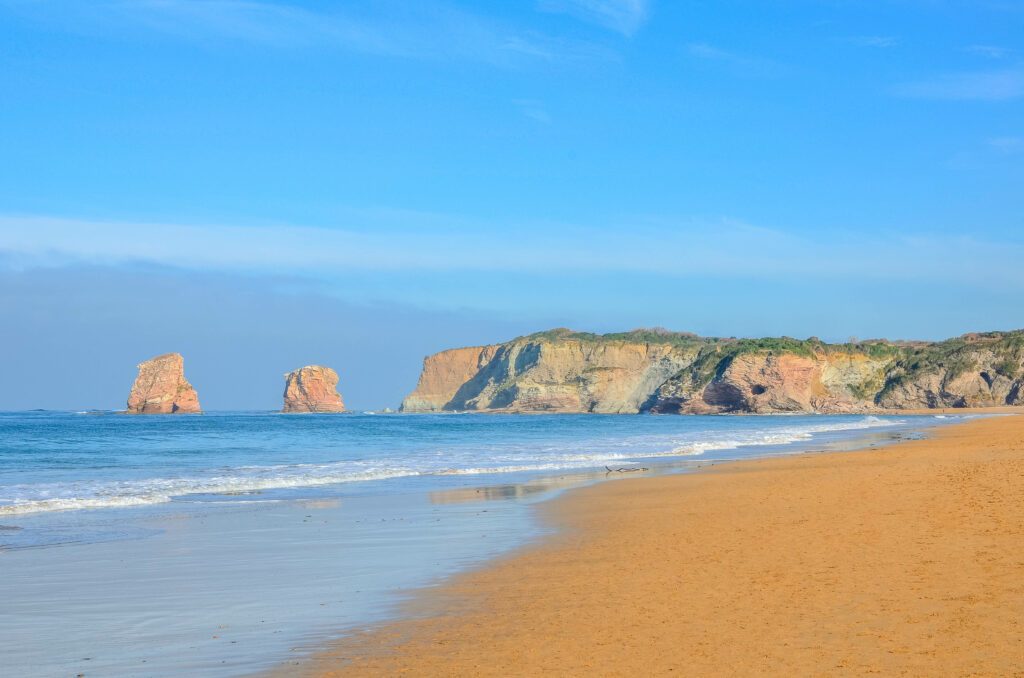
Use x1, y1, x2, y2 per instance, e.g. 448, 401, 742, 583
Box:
686, 42, 780, 76
3, 214, 1024, 289
7, 0, 612, 66
894, 66, 1024, 101
687, 42, 734, 61
988, 136, 1024, 154
537, 0, 649, 37
965, 45, 1014, 59
513, 99, 552, 124
842, 35, 898, 48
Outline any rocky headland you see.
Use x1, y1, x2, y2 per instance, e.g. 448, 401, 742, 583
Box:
401, 328, 1024, 414
126, 353, 201, 414
282, 365, 346, 413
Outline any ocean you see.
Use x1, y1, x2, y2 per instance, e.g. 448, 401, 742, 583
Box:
0, 411, 959, 676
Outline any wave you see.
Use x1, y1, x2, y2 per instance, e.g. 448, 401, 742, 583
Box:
0, 467, 421, 516
0, 416, 907, 516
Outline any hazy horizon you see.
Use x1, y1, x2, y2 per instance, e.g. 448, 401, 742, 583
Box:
2, 299, 1020, 411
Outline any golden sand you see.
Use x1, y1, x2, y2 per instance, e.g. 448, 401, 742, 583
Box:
286, 411, 1024, 676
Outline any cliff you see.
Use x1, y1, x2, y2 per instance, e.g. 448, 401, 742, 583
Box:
282, 365, 346, 413
401, 329, 1024, 414
126, 353, 201, 414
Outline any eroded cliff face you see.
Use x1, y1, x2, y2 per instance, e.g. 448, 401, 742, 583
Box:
402, 336, 695, 413
651, 352, 891, 414
400, 346, 499, 412
401, 329, 1024, 414
126, 353, 201, 414
877, 344, 1023, 409
282, 365, 346, 413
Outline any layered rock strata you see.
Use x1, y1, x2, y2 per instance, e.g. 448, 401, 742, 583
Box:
401, 329, 1024, 414
282, 365, 346, 413
126, 353, 201, 414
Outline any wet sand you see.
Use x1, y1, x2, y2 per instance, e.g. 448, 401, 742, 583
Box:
284, 410, 1024, 676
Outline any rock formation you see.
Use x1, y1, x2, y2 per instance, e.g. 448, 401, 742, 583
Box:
282, 365, 346, 413
400, 346, 499, 413
126, 353, 201, 414
401, 329, 1024, 414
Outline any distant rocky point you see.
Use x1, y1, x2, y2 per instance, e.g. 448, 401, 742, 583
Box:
401, 328, 1024, 414
282, 365, 346, 413
126, 353, 201, 414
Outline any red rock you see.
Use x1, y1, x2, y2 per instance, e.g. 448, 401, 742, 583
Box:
282, 366, 346, 413
126, 353, 201, 414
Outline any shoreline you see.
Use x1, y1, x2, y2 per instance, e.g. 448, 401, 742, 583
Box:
6, 412, 936, 676
274, 408, 1024, 676
0, 412, 927, 521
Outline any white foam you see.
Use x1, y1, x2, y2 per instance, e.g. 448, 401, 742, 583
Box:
0, 416, 905, 516
0, 468, 421, 516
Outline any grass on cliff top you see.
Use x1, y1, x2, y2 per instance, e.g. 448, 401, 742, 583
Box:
884, 330, 1024, 383
516, 328, 1024, 388
521, 327, 905, 358
496, 328, 1024, 403
524, 327, 706, 349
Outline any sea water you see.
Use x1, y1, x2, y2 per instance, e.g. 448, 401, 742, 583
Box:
0, 411, 959, 676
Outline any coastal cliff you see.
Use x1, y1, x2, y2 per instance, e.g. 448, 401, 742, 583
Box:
282, 365, 346, 413
126, 353, 201, 414
401, 329, 1024, 414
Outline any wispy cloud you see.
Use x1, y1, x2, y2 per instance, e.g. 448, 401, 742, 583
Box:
894, 66, 1024, 101
988, 136, 1024, 154
513, 99, 552, 124
3, 214, 1023, 289
841, 35, 898, 48
686, 42, 780, 76
537, 0, 649, 37
966, 45, 1014, 59
687, 43, 735, 61
6, 0, 612, 66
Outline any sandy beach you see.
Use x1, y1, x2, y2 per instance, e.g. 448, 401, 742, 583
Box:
281, 410, 1024, 677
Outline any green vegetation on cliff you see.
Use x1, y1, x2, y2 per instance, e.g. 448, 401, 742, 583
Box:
407, 327, 1024, 413
878, 330, 1024, 401
523, 327, 902, 359
523, 327, 705, 349
519, 328, 1024, 400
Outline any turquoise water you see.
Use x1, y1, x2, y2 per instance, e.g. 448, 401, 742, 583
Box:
0, 411, 956, 676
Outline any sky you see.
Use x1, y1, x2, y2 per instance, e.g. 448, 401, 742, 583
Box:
1, 0, 1022, 410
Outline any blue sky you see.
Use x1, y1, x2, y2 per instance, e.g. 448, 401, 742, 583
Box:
1, 0, 1022, 409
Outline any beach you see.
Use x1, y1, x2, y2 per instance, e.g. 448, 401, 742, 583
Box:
4, 411, 934, 675
8, 1, 1022, 675
287, 410, 1024, 676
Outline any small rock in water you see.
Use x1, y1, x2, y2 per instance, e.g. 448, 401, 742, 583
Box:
281, 365, 346, 413
125, 353, 201, 414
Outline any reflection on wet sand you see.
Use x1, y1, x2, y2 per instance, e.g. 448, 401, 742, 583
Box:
429, 428, 921, 506
823, 428, 925, 451
429, 465, 683, 505
300, 498, 342, 510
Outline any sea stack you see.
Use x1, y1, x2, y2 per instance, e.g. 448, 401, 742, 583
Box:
282, 365, 346, 413
126, 353, 202, 414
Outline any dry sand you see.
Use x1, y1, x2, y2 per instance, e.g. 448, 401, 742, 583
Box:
284, 411, 1024, 676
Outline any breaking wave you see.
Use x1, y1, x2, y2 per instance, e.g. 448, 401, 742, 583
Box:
0, 415, 910, 516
